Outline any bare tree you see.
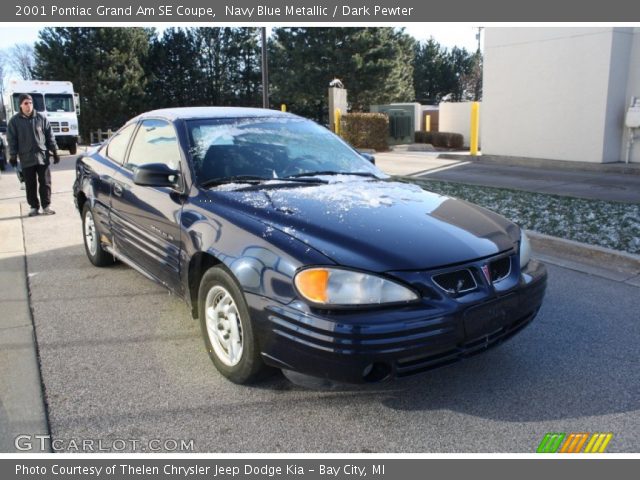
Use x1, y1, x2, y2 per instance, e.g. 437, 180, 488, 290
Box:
0, 51, 6, 92
8, 43, 34, 80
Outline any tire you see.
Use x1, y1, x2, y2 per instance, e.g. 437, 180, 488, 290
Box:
198, 266, 265, 384
69, 143, 77, 155
82, 203, 113, 267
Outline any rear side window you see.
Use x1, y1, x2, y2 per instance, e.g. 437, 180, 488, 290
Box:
106, 124, 136, 165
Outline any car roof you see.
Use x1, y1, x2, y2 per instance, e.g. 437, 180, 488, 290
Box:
134, 107, 298, 122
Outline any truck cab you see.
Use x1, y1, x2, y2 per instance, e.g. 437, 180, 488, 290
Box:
4, 80, 80, 154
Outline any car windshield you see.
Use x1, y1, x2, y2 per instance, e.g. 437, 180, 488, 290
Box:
187, 116, 382, 185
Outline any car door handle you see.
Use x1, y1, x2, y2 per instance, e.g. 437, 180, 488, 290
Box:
113, 183, 124, 196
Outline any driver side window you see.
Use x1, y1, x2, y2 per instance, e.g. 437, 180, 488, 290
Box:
126, 119, 180, 171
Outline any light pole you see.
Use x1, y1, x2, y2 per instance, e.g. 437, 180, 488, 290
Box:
476, 26, 483, 53
474, 27, 484, 102
261, 27, 269, 109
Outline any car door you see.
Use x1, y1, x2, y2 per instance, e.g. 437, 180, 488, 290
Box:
84, 123, 137, 240
109, 118, 185, 295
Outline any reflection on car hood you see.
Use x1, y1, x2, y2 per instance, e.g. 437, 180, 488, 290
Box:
206, 178, 518, 271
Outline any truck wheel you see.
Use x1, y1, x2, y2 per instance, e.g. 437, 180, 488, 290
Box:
69, 143, 77, 155
198, 266, 265, 384
82, 204, 113, 267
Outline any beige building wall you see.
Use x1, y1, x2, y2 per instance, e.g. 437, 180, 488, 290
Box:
439, 102, 481, 148
482, 27, 640, 163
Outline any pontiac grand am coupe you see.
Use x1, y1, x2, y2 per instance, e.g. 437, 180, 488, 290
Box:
73, 107, 547, 384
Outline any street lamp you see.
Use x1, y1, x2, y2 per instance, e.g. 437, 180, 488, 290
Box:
261, 27, 269, 109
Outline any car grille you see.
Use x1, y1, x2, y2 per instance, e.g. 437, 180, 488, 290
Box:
431, 254, 515, 296
432, 269, 477, 295
488, 256, 511, 282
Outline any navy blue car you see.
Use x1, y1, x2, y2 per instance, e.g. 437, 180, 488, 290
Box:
73, 107, 547, 384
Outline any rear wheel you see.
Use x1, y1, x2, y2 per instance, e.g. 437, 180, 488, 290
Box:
69, 143, 77, 155
82, 203, 113, 267
198, 266, 265, 384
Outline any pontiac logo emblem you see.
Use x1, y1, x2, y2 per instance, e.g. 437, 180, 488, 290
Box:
481, 265, 492, 283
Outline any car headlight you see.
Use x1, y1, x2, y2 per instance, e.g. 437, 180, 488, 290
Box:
519, 230, 531, 269
294, 267, 419, 306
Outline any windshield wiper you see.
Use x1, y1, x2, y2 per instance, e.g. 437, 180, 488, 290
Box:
284, 171, 381, 179
201, 175, 328, 189
201, 175, 267, 188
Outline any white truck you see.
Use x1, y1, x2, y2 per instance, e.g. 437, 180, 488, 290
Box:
3, 79, 80, 154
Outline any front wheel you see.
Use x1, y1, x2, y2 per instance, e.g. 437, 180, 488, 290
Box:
82, 203, 113, 267
198, 266, 265, 384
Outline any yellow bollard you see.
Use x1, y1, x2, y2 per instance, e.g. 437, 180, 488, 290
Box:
281, 104, 287, 112
470, 102, 480, 156
425, 114, 431, 132
335, 108, 342, 135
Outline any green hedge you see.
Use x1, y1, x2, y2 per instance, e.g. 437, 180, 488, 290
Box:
415, 131, 464, 149
340, 113, 389, 151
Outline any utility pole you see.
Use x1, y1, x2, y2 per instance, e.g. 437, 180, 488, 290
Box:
261, 27, 269, 109
474, 27, 484, 102
476, 27, 483, 53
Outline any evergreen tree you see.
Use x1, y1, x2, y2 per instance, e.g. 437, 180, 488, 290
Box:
269, 28, 415, 122
33, 27, 152, 136
145, 28, 204, 109
414, 38, 448, 104
225, 28, 262, 107
413, 39, 479, 103
444, 47, 475, 101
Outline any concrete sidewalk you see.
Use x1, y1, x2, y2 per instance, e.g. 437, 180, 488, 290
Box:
375, 150, 640, 203
0, 201, 50, 452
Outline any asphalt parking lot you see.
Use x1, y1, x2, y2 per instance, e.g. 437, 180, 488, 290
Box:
2, 156, 639, 452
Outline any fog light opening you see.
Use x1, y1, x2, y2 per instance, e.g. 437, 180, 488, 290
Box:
362, 362, 391, 383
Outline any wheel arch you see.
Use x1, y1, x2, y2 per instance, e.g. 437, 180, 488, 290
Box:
187, 251, 224, 319
75, 190, 88, 217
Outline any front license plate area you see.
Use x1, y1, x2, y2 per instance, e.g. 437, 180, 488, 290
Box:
463, 293, 519, 339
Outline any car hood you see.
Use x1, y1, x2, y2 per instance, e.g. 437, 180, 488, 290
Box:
206, 178, 519, 272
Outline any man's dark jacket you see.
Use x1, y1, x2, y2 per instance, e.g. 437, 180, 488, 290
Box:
7, 110, 58, 168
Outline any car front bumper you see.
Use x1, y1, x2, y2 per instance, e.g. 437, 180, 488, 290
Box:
248, 259, 547, 384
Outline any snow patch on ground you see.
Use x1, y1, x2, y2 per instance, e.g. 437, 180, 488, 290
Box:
413, 179, 640, 254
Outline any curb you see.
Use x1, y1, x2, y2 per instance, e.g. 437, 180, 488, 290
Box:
437, 153, 640, 176
527, 230, 640, 276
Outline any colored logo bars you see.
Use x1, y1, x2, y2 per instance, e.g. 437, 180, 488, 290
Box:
537, 433, 613, 453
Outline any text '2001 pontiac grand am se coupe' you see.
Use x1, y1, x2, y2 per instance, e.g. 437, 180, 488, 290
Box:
73, 107, 547, 384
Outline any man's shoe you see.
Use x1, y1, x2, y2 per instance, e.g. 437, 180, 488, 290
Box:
42, 207, 56, 215
28, 208, 39, 217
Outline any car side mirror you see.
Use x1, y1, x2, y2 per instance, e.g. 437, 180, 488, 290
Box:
359, 152, 376, 165
133, 163, 181, 188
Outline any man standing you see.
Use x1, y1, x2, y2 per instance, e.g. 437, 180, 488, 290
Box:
7, 93, 60, 216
